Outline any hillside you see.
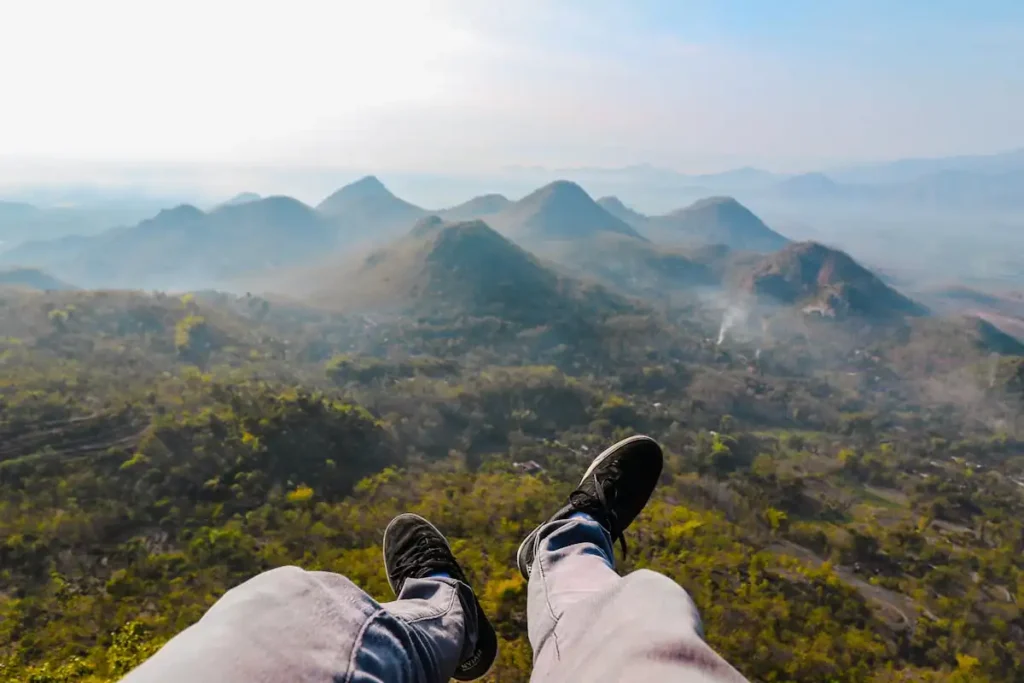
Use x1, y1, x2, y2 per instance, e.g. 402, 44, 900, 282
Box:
438, 193, 511, 221
0, 197, 336, 289
305, 218, 631, 327
0, 267, 75, 291
490, 180, 645, 242
739, 241, 927, 319
650, 197, 789, 252
3, 281, 1024, 683
596, 196, 648, 229
541, 232, 716, 299
316, 175, 426, 238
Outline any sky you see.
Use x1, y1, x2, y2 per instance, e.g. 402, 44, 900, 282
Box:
1, 0, 1023, 177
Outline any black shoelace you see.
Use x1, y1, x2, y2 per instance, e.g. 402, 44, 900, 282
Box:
576, 472, 629, 558
392, 537, 457, 584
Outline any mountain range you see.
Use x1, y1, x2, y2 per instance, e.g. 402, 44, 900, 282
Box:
2, 197, 335, 289
0, 174, 940, 326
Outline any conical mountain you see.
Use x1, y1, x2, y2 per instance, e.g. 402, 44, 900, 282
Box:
438, 194, 511, 222
317, 175, 425, 237
596, 196, 648, 229
650, 196, 788, 252
739, 241, 927, 319
308, 218, 630, 326
492, 181, 644, 242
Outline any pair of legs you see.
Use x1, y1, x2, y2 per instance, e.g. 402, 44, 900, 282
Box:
121, 436, 747, 682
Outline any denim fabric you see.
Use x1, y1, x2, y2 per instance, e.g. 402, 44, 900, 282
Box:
120, 566, 472, 683
525, 515, 749, 682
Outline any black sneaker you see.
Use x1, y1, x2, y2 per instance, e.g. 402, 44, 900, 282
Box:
516, 435, 663, 580
383, 513, 497, 681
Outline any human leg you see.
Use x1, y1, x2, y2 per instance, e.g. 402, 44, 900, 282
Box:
120, 514, 496, 683
519, 435, 748, 683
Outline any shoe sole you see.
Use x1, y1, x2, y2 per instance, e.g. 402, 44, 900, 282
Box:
382, 513, 497, 681
516, 434, 659, 577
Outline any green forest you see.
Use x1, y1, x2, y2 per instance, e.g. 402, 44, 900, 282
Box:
2, 288, 1023, 682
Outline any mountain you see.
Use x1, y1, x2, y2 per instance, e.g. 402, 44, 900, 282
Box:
0, 197, 335, 289
596, 196, 648, 229
0, 200, 42, 222
490, 180, 644, 242
649, 197, 789, 252
218, 192, 262, 208
0, 199, 174, 248
0, 267, 75, 291
438, 194, 511, 222
769, 169, 1024, 209
316, 176, 426, 239
305, 218, 630, 326
739, 241, 927, 319
774, 173, 843, 200
829, 148, 1024, 184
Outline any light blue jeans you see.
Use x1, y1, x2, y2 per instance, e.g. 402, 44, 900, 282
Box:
122, 516, 746, 682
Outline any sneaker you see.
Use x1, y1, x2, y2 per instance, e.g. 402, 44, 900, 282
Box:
516, 435, 663, 580
383, 513, 498, 681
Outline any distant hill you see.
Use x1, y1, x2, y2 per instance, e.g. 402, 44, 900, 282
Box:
490, 181, 644, 242
829, 148, 1024, 184
0, 197, 336, 289
739, 241, 927, 319
305, 218, 631, 326
0, 199, 164, 247
316, 176, 426, 239
217, 192, 262, 208
649, 197, 789, 252
774, 173, 843, 200
596, 196, 648, 229
438, 194, 511, 222
0, 267, 75, 291
962, 316, 1024, 355
768, 167, 1024, 210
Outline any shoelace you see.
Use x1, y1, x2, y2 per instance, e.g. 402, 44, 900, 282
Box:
584, 472, 629, 558
392, 536, 456, 584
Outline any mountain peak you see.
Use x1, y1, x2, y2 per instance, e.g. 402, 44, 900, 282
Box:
142, 204, 205, 230
494, 180, 644, 242
219, 192, 262, 208
596, 196, 628, 212
596, 196, 648, 228
319, 176, 396, 206
741, 241, 926, 319
438, 194, 511, 222
652, 196, 787, 252
347, 175, 390, 194
684, 196, 744, 211
316, 176, 425, 236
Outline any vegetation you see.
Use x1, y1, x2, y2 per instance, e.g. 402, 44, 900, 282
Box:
1, 287, 1023, 682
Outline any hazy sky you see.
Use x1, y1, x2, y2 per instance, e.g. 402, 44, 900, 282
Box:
2, 0, 1023, 173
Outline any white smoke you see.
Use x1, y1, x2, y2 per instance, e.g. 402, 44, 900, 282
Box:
717, 305, 748, 346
